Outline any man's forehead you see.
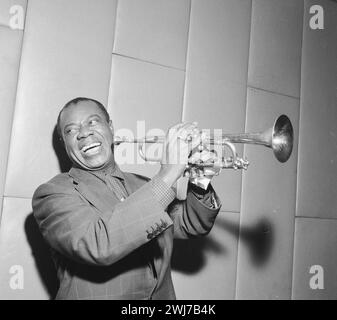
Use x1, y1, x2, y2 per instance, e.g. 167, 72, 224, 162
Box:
60, 101, 106, 124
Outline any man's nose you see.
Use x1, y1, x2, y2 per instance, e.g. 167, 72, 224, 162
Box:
77, 124, 93, 139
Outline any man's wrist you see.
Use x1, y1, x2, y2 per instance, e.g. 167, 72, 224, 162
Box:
151, 176, 176, 209
156, 165, 182, 187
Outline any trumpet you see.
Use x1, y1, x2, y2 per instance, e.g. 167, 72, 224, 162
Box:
113, 114, 294, 172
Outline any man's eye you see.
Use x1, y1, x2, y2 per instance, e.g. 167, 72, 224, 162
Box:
65, 128, 77, 135
89, 119, 99, 126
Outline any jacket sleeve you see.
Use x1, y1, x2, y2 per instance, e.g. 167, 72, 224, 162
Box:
32, 176, 175, 266
168, 184, 221, 239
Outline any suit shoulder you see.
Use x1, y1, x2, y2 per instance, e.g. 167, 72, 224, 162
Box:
33, 172, 73, 199
48, 172, 73, 184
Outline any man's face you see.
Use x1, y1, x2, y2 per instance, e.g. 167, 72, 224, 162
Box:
59, 101, 114, 170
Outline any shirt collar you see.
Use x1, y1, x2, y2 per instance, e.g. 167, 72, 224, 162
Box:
90, 162, 125, 181
70, 161, 125, 182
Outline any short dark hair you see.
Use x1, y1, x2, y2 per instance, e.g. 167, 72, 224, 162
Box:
56, 97, 110, 140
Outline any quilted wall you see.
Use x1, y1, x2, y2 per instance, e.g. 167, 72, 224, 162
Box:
0, 0, 336, 299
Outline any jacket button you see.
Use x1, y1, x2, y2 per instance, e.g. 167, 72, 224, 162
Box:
147, 232, 153, 240
160, 219, 168, 228
155, 223, 161, 233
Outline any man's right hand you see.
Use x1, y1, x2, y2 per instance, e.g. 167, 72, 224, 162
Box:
156, 122, 201, 187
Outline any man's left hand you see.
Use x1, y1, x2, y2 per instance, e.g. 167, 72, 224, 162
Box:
187, 149, 221, 190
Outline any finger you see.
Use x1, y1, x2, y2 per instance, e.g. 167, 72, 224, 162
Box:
200, 150, 217, 162
189, 132, 202, 150
176, 124, 194, 141
169, 122, 185, 130
168, 122, 199, 140
167, 123, 187, 144
168, 123, 183, 136
204, 168, 220, 176
189, 150, 203, 163
189, 150, 218, 166
178, 124, 201, 146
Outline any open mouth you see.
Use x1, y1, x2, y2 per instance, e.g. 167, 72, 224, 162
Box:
81, 142, 102, 154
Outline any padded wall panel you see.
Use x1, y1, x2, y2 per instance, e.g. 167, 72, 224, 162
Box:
236, 88, 299, 299
0, 0, 26, 28
0, 197, 3, 225
0, 27, 23, 198
172, 211, 239, 299
183, 0, 252, 212
113, 0, 190, 70
0, 197, 51, 299
4, 0, 117, 198
296, 0, 337, 219
248, 0, 303, 98
108, 54, 184, 178
292, 218, 337, 299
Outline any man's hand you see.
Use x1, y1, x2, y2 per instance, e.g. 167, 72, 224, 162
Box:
157, 122, 201, 187
188, 149, 222, 190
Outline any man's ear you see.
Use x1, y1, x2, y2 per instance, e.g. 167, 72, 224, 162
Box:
109, 120, 114, 132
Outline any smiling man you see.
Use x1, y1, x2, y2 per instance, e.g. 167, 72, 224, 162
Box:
32, 97, 221, 300
57, 98, 115, 170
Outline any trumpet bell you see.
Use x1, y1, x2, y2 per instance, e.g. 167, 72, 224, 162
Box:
272, 114, 294, 163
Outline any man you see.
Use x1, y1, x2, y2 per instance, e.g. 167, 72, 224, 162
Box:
32, 97, 221, 300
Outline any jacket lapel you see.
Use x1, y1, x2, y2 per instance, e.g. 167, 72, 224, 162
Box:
123, 172, 150, 195
68, 167, 118, 214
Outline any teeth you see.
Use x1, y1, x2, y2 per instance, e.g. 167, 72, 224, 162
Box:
82, 142, 101, 153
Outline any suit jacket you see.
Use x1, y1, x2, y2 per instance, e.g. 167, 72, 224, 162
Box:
32, 167, 220, 300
